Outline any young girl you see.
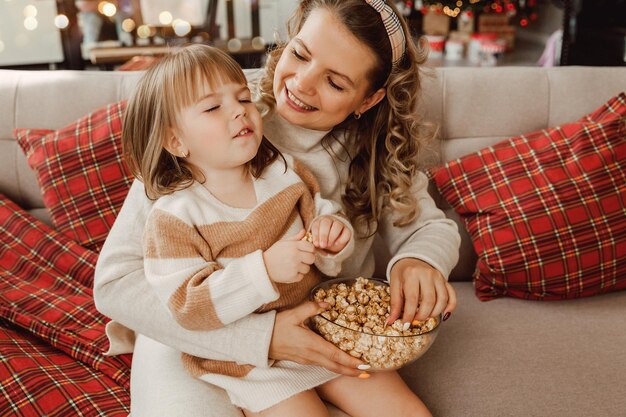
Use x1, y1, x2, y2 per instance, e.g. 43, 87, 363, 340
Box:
95, 1, 460, 416
122, 44, 358, 414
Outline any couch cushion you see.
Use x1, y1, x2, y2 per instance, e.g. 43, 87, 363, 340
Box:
429, 93, 626, 300
15, 101, 133, 252
404, 282, 626, 417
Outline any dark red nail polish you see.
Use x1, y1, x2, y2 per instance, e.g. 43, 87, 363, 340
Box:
442, 312, 451, 321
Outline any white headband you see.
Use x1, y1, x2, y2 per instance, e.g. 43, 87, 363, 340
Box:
365, 0, 407, 66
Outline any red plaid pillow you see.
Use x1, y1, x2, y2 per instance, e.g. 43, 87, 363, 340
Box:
0, 321, 130, 416
429, 93, 626, 301
0, 193, 131, 414
15, 101, 133, 252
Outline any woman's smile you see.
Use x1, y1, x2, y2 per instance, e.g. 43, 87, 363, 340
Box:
285, 87, 317, 112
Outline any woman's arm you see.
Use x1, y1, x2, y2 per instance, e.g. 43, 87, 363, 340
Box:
378, 172, 461, 323
94, 180, 276, 367
379, 172, 461, 280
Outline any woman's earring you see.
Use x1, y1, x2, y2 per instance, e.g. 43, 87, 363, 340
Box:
181, 150, 189, 158
354, 112, 362, 120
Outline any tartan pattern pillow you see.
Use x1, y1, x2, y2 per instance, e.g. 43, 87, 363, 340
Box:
0, 321, 130, 417
0, 193, 131, 414
429, 93, 626, 301
15, 101, 133, 252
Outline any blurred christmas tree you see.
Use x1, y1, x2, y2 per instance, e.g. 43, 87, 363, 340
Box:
405, 0, 540, 27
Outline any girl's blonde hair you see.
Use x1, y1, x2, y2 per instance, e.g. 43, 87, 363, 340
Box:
256, 0, 438, 235
123, 44, 283, 200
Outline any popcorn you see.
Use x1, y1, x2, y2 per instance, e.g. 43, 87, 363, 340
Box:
311, 277, 439, 370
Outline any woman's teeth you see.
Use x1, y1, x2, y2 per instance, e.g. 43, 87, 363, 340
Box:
287, 90, 315, 110
236, 128, 250, 136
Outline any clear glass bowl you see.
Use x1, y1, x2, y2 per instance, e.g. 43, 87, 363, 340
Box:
308, 277, 441, 371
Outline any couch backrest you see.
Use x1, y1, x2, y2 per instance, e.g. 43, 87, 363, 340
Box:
1, 67, 625, 279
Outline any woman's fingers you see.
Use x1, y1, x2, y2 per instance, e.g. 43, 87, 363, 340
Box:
303, 337, 364, 377
271, 302, 364, 376
443, 281, 457, 319
427, 277, 449, 319
401, 279, 420, 326
387, 278, 404, 325
389, 259, 457, 324
414, 278, 436, 321
287, 301, 324, 324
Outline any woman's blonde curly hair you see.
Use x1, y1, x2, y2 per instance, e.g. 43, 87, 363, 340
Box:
255, 0, 438, 236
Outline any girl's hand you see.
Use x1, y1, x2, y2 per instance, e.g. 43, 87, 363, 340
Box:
310, 216, 351, 254
269, 301, 365, 377
263, 230, 315, 283
387, 258, 457, 325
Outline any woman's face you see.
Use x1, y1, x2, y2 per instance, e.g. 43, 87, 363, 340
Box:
273, 8, 383, 131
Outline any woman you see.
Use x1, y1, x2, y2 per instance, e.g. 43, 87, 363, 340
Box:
94, 1, 460, 415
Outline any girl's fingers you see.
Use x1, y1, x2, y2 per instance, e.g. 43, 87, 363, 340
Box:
297, 263, 311, 275
300, 251, 316, 265
296, 241, 315, 253
336, 228, 351, 246
310, 220, 321, 247
326, 221, 344, 247
317, 217, 333, 248
327, 228, 351, 253
289, 229, 306, 241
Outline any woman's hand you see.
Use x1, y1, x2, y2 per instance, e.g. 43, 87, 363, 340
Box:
387, 258, 457, 325
269, 301, 366, 377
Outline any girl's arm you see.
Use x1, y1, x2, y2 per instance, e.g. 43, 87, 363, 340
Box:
308, 212, 354, 277
93, 180, 276, 367
291, 156, 355, 276
143, 206, 279, 331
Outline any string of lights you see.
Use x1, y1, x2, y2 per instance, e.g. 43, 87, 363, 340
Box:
407, 0, 539, 26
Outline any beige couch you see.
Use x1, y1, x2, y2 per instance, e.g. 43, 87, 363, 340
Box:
1, 66, 625, 417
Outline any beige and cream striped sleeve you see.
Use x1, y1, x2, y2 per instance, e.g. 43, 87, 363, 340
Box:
143, 207, 279, 331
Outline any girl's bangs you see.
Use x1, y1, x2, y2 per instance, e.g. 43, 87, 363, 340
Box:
167, 50, 248, 110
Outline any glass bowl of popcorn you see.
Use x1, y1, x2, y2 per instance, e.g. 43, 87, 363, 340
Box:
309, 277, 441, 372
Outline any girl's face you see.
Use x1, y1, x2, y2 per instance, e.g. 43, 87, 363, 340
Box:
174, 80, 263, 174
273, 8, 384, 131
